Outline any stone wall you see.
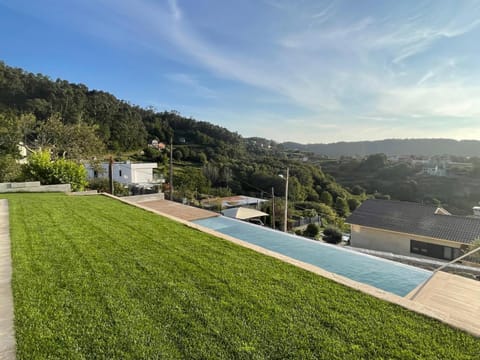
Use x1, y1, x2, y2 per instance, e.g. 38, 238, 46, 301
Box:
0, 182, 71, 193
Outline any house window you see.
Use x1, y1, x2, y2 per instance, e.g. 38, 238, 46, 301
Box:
119, 170, 122, 177
93, 170, 98, 178
410, 240, 458, 260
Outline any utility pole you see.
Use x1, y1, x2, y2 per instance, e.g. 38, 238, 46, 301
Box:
271, 187, 275, 230
284, 167, 289, 232
108, 156, 114, 195
169, 136, 174, 200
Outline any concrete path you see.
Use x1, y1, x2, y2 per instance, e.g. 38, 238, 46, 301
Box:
407, 271, 480, 336
0, 200, 15, 360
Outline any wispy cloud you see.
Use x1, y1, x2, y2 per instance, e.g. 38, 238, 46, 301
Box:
4, 0, 480, 142
165, 73, 217, 99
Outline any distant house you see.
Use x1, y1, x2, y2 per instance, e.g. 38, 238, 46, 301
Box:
346, 199, 480, 261
84, 161, 159, 186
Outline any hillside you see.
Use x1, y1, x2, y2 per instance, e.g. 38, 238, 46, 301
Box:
0, 60, 360, 228
283, 139, 480, 157
0, 61, 242, 154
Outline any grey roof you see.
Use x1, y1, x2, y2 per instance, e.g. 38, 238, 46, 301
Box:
346, 199, 480, 244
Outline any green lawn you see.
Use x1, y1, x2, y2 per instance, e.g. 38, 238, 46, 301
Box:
4, 193, 479, 359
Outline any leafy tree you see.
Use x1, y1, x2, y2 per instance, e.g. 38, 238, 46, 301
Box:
351, 185, 365, 195
347, 198, 361, 212
320, 191, 333, 206
0, 112, 21, 156
323, 226, 342, 244
334, 197, 350, 217
36, 114, 104, 159
0, 155, 22, 182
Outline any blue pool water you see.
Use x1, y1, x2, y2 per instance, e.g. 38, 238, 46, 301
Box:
193, 216, 431, 296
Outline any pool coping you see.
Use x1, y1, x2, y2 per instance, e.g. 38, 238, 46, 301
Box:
105, 194, 480, 338
0, 199, 16, 360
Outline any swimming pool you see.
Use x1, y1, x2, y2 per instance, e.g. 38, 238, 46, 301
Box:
193, 216, 431, 296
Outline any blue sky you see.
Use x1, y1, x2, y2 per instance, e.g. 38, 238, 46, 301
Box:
1, 0, 480, 143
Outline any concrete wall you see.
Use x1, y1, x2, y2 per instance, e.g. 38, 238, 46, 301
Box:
0, 182, 71, 193
350, 225, 463, 256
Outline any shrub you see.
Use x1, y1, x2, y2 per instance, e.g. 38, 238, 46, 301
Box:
303, 223, 320, 238
87, 178, 129, 196
323, 226, 342, 244
22, 151, 88, 191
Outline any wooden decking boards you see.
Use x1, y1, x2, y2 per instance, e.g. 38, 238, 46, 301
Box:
408, 271, 480, 335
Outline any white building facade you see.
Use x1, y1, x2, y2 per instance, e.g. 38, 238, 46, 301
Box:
85, 162, 158, 185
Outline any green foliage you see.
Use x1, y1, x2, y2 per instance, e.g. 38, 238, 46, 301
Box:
5, 193, 479, 359
347, 198, 361, 212
323, 226, 343, 244
320, 191, 333, 206
0, 111, 21, 156
351, 185, 365, 195
36, 114, 105, 159
0, 155, 22, 182
173, 166, 210, 199
360, 153, 387, 171
87, 178, 129, 196
334, 197, 350, 217
303, 223, 320, 238
22, 151, 87, 191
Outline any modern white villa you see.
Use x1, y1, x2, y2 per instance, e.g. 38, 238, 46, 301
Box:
84, 161, 159, 186
346, 199, 480, 261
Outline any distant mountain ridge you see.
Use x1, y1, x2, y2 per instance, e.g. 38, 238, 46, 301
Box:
282, 139, 480, 157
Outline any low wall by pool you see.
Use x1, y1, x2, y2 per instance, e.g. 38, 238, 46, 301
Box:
194, 216, 431, 297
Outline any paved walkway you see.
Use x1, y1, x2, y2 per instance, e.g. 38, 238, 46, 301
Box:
0, 199, 15, 360
407, 271, 480, 336
135, 199, 219, 221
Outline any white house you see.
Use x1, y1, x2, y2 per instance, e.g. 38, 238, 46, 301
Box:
85, 161, 159, 186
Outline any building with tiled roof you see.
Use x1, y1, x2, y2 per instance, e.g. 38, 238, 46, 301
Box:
346, 199, 480, 261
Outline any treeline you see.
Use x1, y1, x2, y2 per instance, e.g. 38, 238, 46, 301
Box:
284, 139, 480, 157
0, 61, 242, 154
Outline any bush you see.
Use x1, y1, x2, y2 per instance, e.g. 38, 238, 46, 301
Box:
87, 178, 129, 196
22, 151, 88, 191
323, 226, 342, 244
303, 223, 320, 238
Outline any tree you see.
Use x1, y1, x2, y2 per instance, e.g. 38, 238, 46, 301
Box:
303, 223, 320, 238
0, 112, 21, 156
351, 185, 365, 196
36, 114, 104, 159
334, 197, 350, 217
323, 226, 342, 244
320, 191, 333, 206
347, 198, 361, 212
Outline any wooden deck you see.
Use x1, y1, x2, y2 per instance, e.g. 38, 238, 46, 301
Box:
407, 271, 480, 335
137, 199, 219, 221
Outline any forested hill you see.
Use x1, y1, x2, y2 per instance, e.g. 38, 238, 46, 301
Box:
284, 139, 480, 157
0, 61, 242, 153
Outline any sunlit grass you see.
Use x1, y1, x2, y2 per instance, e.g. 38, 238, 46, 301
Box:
4, 193, 479, 359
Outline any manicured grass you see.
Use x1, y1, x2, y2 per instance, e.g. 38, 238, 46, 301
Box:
4, 193, 479, 359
